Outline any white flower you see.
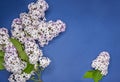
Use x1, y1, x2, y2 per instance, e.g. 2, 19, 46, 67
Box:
0, 28, 10, 45
11, 0, 66, 47
28, 2, 37, 10
4, 43, 27, 73
39, 57, 51, 68
37, 0, 49, 11
5, 0, 66, 81
8, 72, 32, 82
91, 51, 110, 75
24, 40, 43, 64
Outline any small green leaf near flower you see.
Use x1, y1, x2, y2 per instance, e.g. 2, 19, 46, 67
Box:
0, 51, 5, 70
10, 38, 29, 62
23, 62, 34, 74
0, 63, 5, 70
0, 50, 4, 57
84, 70, 94, 78
84, 70, 103, 82
93, 70, 103, 82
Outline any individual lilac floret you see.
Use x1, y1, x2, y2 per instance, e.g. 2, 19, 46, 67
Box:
91, 51, 110, 75
39, 57, 51, 68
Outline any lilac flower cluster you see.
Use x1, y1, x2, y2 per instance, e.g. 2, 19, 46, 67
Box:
8, 72, 32, 82
0, 0, 66, 82
91, 51, 110, 75
4, 43, 27, 73
24, 39, 43, 64
39, 57, 51, 68
0, 28, 30, 82
11, 0, 66, 47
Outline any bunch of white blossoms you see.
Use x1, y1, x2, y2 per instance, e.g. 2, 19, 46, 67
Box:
0, 28, 9, 45
91, 51, 110, 75
4, 42, 27, 73
0, 0, 66, 82
11, 0, 66, 47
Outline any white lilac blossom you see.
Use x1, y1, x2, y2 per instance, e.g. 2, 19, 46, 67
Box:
39, 57, 51, 68
0, 28, 26, 74
11, 14, 66, 47
28, 0, 49, 19
0, 0, 66, 82
91, 51, 110, 75
84, 52, 110, 82
11, 0, 66, 47
0, 28, 30, 80
0, 28, 9, 46
10, 0, 63, 81
8, 72, 32, 82
24, 39, 43, 64
4, 43, 27, 73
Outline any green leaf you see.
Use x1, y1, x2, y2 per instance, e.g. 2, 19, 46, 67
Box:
93, 70, 103, 82
0, 50, 4, 57
10, 38, 29, 61
0, 57, 4, 63
20, 51, 29, 62
84, 70, 95, 78
0, 57, 5, 70
10, 38, 23, 51
84, 70, 103, 82
0, 63, 5, 70
23, 62, 34, 74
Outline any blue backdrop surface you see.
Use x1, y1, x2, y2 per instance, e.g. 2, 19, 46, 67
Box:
0, 0, 120, 82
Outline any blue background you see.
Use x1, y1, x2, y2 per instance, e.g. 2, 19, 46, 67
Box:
0, 0, 120, 82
